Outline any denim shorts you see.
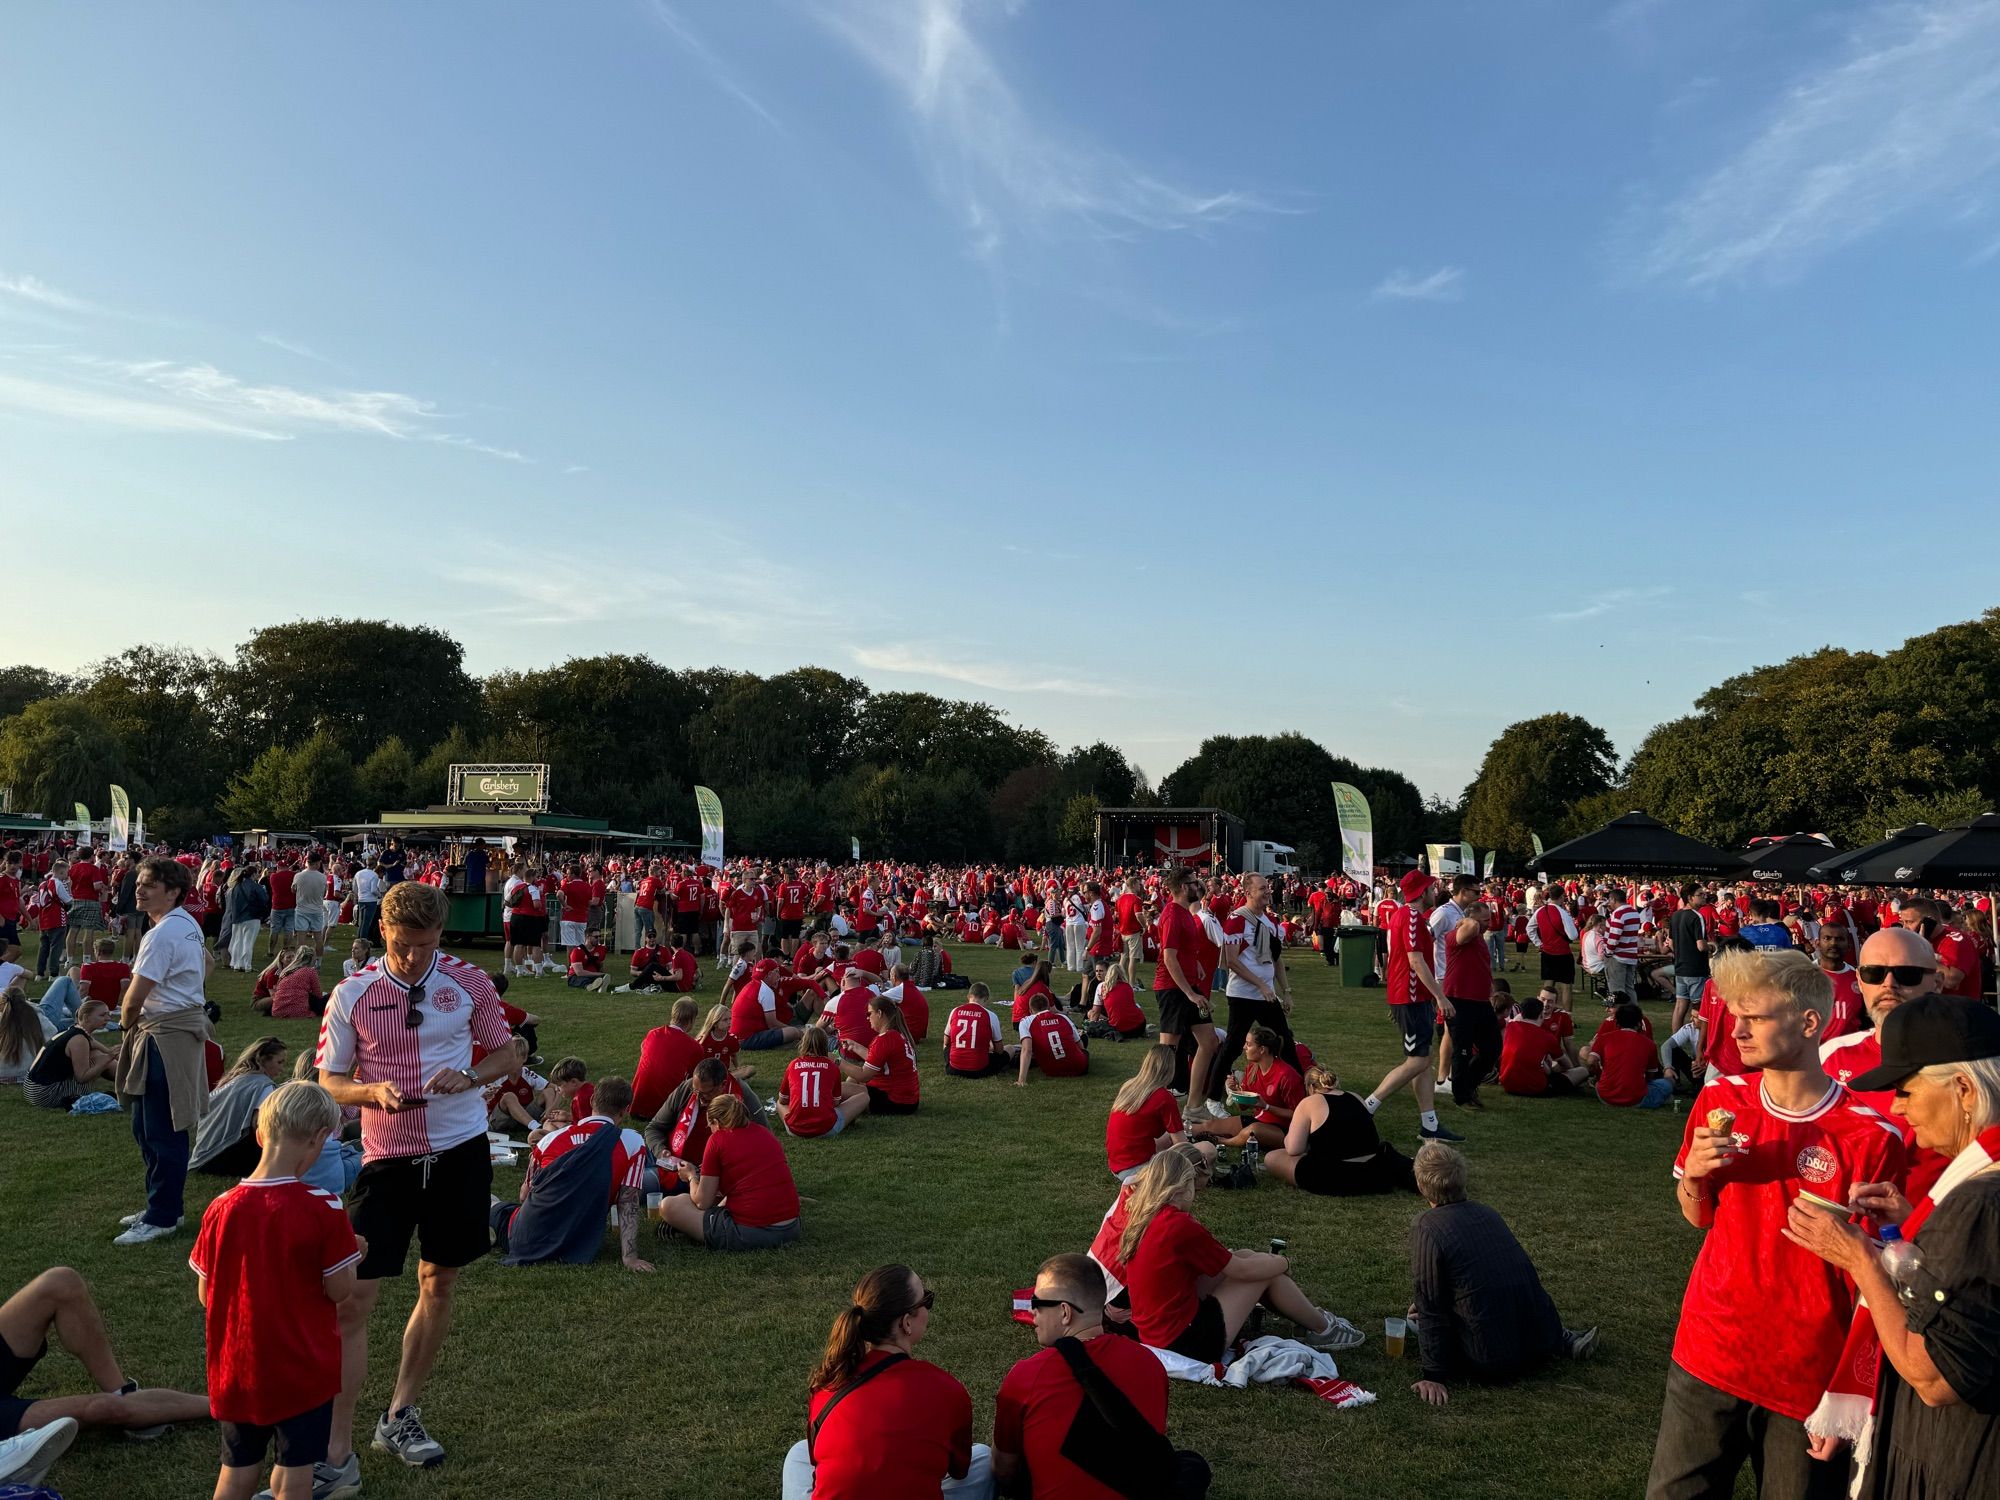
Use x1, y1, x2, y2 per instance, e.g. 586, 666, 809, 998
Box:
741, 1027, 791, 1051
268, 908, 296, 933
1673, 973, 1705, 1003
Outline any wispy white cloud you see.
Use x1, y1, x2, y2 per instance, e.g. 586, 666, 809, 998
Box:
1370, 265, 1465, 303
808, 0, 1284, 260
0, 344, 525, 460
0, 271, 99, 315
257, 331, 327, 362
1636, 0, 2000, 286
1538, 585, 1673, 623
852, 642, 1126, 697
647, 1, 785, 129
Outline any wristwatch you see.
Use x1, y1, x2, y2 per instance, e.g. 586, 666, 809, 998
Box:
461, 1067, 477, 1086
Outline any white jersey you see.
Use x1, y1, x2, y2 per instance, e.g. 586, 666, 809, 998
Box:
316, 953, 511, 1161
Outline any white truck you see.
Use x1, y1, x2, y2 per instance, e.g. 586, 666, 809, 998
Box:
1241, 840, 1298, 878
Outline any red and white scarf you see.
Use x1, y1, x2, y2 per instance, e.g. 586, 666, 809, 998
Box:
1807, 1124, 2000, 1458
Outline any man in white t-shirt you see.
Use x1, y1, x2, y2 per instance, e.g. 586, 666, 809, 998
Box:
313, 880, 514, 1489
111, 857, 211, 1246
353, 859, 385, 946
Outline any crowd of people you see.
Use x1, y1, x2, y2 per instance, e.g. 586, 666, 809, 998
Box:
2, 833, 1997, 1497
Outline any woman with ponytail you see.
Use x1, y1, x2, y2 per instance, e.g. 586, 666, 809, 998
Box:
780, 1264, 990, 1500
654, 1092, 800, 1251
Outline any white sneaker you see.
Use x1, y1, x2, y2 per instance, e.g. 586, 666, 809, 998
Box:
1203, 1099, 1231, 1119
117, 1211, 182, 1230
0, 1416, 79, 1486
112, 1220, 179, 1246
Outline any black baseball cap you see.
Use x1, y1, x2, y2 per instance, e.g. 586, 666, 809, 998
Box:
1851, 995, 2000, 1092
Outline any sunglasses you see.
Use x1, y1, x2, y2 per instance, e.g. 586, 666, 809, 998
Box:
404, 981, 426, 1030
910, 1289, 936, 1314
1027, 1294, 1076, 1313
1857, 964, 1936, 987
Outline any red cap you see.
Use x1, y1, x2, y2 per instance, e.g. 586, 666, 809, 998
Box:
1399, 870, 1434, 900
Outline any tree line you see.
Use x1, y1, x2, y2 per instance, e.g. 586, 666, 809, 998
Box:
1457, 608, 2000, 860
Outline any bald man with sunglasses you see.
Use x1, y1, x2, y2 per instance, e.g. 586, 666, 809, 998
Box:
1820, 925, 1949, 1199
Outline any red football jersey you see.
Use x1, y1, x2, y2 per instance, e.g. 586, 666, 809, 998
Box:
1105, 1088, 1183, 1174
1025, 1011, 1088, 1077
189, 1178, 359, 1425
781, 1055, 841, 1136
945, 1002, 1000, 1070
1670, 1077, 1905, 1420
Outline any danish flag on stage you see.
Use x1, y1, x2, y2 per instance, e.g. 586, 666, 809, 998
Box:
1155, 823, 1211, 866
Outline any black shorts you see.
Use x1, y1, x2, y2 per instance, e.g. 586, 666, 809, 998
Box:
672, 910, 699, 936
220, 1401, 333, 1470
1155, 989, 1211, 1038
1540, 953, 1576, 984
946, 1056, 1009, 1079
348, 1133, 493, 1278
867, 1090, 920, 1115
776, 918, 803, 940
0, 920, 16, 946
1391, 1001, 1437, 1058
1166, 1295, 1228, 1363
0, 1333, 46, 1439
509, 914, 547, 946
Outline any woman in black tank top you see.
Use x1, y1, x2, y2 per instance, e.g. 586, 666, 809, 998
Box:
1266, 1064, 1418, 1196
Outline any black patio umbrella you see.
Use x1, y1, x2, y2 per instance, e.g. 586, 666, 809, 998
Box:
1813, 814, 2000, 889
1735, 834, 1841, 884
1533, 811, 1737, 878
1804, 824, 1941, 885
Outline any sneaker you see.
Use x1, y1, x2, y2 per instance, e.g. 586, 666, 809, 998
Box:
1417, 1121, 1465, 1143
373, 1405, 445, 1468
1564, 1326, 1601, 1361
1202, 1099, 1231, 1119
112, 1219, 180, 1246
256, 1450, 362, 1500
1301, 1313, 1366, 1353
118, 1211, 182, 1229
117, 1380, 171, 1440
0, 1416, 79, 1486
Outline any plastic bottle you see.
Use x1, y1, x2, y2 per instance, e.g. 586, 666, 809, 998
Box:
1879, 1225, 1924, 1305
1243, 1136, 1262, 1176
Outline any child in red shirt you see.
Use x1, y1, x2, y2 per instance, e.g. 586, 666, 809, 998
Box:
78, 937, 132, 1005
190, 1080, 361, 1498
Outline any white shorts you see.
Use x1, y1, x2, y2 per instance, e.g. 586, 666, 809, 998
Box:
560, 920, 588, 948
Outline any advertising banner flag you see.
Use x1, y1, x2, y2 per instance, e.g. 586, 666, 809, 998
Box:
1425, 843, 1452, 876
694, 787, 725, 871
1531, 832, 1544, 860
108, 784, 131, 851
74, 802, 92, 846
134, 807, 145, 849
1483, 849, 1497, 879
851, 836, 861, 862
1460, 842, 1475, 879
1330, 782, 1374, 888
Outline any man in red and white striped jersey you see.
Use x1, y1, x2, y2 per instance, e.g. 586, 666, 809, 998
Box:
314, 881, 514, 1485
1605, 897, 1644, 998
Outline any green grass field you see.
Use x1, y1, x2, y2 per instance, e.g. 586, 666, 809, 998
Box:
2, 936, 1708, 1499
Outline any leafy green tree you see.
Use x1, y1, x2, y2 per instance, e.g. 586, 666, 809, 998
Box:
219, 732, 362, 830
230, 620, 480, 759
1460, 713, 1616, 858
1056, 793, 1100, 861
0, 665, 76, 722
357, 736, 420, 813
81, 646, 229, 814
0, 698, 131, 819
690, 667, 867, 786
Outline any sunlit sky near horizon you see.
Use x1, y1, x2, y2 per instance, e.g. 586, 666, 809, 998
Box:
4, 1, 1998, 799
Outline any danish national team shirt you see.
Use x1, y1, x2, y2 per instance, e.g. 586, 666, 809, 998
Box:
316, 955, 512, 1161
1105, 1088, 1183, 1174
1385, 904, 1431, 1007
866, 1029, 920, 1104
782, 1055, 842, 1136
945, 1002, 1001, 1070
1670, 1075, 1905, 1420
1819, 1030, 1948, 1200
189, 1177, 359, 1425
530, 1116, 648, 1202
1025, 1011, 1088, 1076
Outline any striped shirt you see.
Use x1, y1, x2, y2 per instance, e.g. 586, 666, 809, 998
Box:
316, 954, 511, 1161
1606, 904, 1644, 961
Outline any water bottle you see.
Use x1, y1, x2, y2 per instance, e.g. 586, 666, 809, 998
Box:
1879, 1225, 1924, 1306
1244, 1136, 1262, 1176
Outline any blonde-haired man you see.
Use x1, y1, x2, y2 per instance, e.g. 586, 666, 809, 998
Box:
1647, 947, 1905, 1498
314, 880, 515, 1489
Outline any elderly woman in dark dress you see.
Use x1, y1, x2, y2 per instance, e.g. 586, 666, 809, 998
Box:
1782, 996, 2000, 1499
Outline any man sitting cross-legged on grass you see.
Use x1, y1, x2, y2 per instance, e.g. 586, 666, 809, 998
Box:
943, 983, 1017, 1079
490, 1076, 654, 1274
1015, 990, 1089, 1087
1498, 997, 1593, 1098
0, 1267, 211, 1479
643, 1057, 766, 1188
1407, 1142, 1598, 1408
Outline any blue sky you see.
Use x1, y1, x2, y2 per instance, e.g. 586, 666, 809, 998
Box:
5, 1, 1999, 801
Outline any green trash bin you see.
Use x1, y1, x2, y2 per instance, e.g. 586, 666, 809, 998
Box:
1338, 927, 1381, 988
